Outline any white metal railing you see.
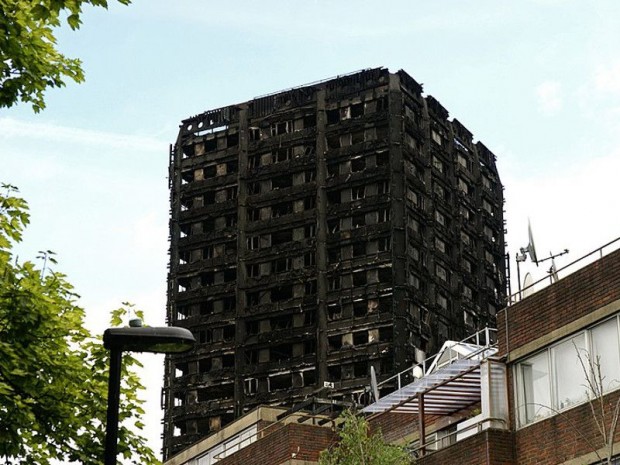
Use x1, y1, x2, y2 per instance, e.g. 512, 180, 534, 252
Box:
376, 327, 497, 391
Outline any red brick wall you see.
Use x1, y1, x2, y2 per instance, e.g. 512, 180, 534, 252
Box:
417, 429, 514, 465
368, 412, 419, 442
514, 388, 620, 464
217, 423, 336, 465
497, 249, 620, 356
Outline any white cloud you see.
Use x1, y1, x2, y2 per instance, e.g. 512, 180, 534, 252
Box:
594, 62, 620, 94
536, 81, 563, 115
0, 117, 165, 152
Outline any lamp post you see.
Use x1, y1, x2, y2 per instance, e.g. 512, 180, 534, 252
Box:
103, 326, 195, 465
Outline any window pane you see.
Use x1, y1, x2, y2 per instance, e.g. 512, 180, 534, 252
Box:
552, 333, 588, 410
591, 317, 620, 393
518, 351, 551, 425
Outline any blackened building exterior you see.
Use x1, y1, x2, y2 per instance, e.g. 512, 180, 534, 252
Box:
163, 67, 505, 458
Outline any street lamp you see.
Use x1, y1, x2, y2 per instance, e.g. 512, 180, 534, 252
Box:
103, 326, 195, 465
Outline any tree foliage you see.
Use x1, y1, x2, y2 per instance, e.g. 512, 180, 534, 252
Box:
0, 0, 131, 112
0, 185, 158, 464
319, 410, 413, 465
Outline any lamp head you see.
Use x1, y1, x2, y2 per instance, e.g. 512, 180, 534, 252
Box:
103, 326, 195, 354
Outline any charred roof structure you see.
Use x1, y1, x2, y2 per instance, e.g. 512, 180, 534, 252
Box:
163, 67, 506, 459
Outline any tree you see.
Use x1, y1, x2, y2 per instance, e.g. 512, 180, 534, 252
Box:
0, 184, 158, 464
0, 0, 130, 112
319, 410, 413, 465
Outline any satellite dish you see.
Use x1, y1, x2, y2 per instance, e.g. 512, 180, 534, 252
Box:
523, 273, 534, 298
527, 220, 538, 265
370, 366, 380, 402
412, 365, 424, 379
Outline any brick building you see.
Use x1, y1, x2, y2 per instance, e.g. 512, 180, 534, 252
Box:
163, 67, 506, 458
368, 241, 620, 465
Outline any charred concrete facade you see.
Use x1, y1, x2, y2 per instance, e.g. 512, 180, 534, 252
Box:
163, 68, 505, 458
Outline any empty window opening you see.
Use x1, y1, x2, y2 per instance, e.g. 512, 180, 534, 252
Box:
271, 344, 293, 362
223, 296, 235, 312
352, 214, 365, 228
353, 270, 367, 286
271, 121, 292, 136
304, 224, 316, 238
271, 229, 293, 246
247, 291, 260, 306
271, 315, 292, 330
269, 373, 292, 391
353, 331, 369, 345
249, 127, 261, 141
248, 154, 260, 168
326, 134, 341, 149
303, 113, 317, 128
305, 280, 317, 295
352, 185, 365, 200
200, 301, 214, 316
199, 358, 212, 373
378, 237, 391, 252
247, 208, 260, 221
222, 353, 235, 368
352, 242, 365, 257
351, 157, 365, 172
204, 138, 217, 152
353, 301, 367, 317
326, 109, 339, 125
376, 150, 389, 166
351, 131, 364, 145
327, 190, 341, 205
271, 285, 293, 302
328, 365, 342, 381
223, 268, 237, 283
203, 218, 215, 232
328, 304, 342, 321
201, 272, 215, 286
378, 208, 390, 222
305, 170, 315, 182
246, 320, 259, 335
175, 362, 188, 378
222, 325, 235, 341
328, 247, 341, 263
328, 335, 343, 351
378, 180, 390, 194
328, 219, 340, 233
226, 160, 239, 175
272, 174, 293, 189
248, 182, 260, 195
273, 148, 292, 164
353, 361, 368, 378
350, 102, 364, 118
226, 186, 238, 200
244, 378, 259, 395
273, 257, 292, 273
329, 276, 341, 290
304, 252, 316, 266
225, 241, 237, 255
379, 326, 393, 342
247, 263, 260, 278
247, 236, 260, 250
198, 383, 234, 401
378, 266, 392, 283
304, 196, 316, 210
272, 202, 293, 218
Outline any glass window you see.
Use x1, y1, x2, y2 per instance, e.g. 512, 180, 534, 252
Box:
518, 351, 552, 425
591, 317, 620, 393
552, 333, 588, 410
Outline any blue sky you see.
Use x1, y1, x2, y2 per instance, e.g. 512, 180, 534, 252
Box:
1, 0, 620, 459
